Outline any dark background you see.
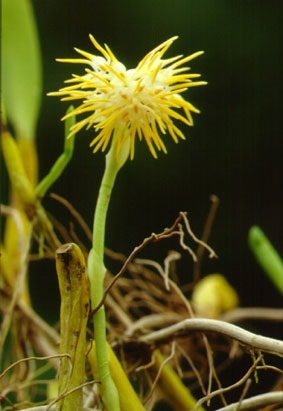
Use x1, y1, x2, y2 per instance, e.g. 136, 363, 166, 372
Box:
1, 0, 282, 407
31, 0, 282, 310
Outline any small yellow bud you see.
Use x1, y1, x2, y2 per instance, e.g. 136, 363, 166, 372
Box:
192, 274, 239, 319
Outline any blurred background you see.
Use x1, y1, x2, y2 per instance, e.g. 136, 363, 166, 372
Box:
2, 0, 283, 335
29, 0, 282, 310
1, 0, 282, 406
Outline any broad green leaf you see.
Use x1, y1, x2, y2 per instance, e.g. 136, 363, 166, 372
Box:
2, 0, 42, 140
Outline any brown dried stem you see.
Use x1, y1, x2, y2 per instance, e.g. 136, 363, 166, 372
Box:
193, 354, 263, 410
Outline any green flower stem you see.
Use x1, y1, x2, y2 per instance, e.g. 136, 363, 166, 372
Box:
35, 106, 76, 199
248, 225, 283, 295
88, 134, 130, 411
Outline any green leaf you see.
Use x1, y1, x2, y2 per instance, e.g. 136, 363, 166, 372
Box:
248, 225, 283, 295
2, 0, 42, 140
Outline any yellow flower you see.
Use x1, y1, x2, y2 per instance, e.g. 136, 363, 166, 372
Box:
49, 35, 206, 159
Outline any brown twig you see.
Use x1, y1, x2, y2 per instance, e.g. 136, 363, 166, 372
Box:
193, 354, 263, 410
236, 378, 252, 410
0, 354, 71, 381
193, 195, 219, 282
50, 192, 93, 242
180, 211, 217, 260
177, 344, 207, 396
89, 213, 184, 318
135, 250, 181, 291
46, 380, 100, 411
143, 342, 176, 405
91, 212, 216, 318
256, 365, 283, 374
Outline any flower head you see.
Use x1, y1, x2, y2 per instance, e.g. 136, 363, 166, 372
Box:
49, 35, 206, 159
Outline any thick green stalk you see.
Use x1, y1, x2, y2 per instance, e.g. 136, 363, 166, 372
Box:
88, 135, 130, 411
